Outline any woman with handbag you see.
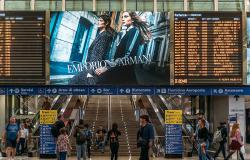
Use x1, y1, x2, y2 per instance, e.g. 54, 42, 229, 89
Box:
197, 118, 209, 160
225, 123, 244, 160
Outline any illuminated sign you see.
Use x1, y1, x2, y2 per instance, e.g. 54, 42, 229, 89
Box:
165, 110, 182, 124
0, 11, 46, 85
174, 12, 242, 85
40, 110, 57, 124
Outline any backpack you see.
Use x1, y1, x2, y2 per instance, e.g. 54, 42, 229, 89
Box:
76, 129, 87, 144
110, 131, 118, 143
51, 123, 59, 138
213, 130, 223, 144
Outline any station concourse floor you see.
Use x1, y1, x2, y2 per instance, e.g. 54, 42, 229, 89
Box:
0, 144, 249, 160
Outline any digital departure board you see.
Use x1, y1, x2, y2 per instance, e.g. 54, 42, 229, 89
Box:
174, 12, 242, 85
0, 11, 46, 85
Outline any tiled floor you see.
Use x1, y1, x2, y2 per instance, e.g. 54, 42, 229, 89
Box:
0, 144, 249, 160
0, 155, 248, 160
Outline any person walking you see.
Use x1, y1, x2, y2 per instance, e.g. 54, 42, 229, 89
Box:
225, 123, 245, 160
137, 115, 155, 160
197, 118, 209, 160
57, 128, 71, 160
74, 119, 87, 160
2, 117, 20, 160
213, 122, 227, 159
107, 123, 121, 160
84, 124, 92, 158
16, 123, 28, 155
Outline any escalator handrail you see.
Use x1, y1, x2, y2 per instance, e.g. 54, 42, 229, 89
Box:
159, 95, 196, 131
32, 95, 67, 134
155, 95, 198, 151
31, 95, 60, 125
69, 96, 89, 137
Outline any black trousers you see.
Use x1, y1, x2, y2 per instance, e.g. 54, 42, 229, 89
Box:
225, 150, 244, 160
110, 142, 119, 160
139, 145, 149, 160
87, 141, 91, 158
214, 141, 226, 158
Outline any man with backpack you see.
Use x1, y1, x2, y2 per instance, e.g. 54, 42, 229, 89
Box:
2, 117, 20, 160
74, 119, 89, 160
213, 122, 227, 159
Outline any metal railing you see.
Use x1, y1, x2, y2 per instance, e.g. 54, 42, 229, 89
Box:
152, 136, 165, 157
151, 95, 198, 152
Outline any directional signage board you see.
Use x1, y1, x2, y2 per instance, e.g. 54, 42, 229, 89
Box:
40, 110, 57, 158
165, 110, 183, 158
1, 86, 250, 95
40, 125, 57, 155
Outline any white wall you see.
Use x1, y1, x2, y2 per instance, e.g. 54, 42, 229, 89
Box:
229, 96, 246, 142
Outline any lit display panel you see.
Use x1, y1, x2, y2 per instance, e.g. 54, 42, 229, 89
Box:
0, 11, 46, 85
174, 12, 242, 85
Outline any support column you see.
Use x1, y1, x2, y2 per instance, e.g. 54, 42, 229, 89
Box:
153, 0, 157, 12
0, 0, 4, 10
93, 0, 96, 11
62, 0, 65, 11
244, 0, 249, 12
214, 0, 218, 11
34, 96, 38, 113
30, 0, 35, 10
229, 96, 246, 142
184, 0, 188, 11
123, 0, 126, 11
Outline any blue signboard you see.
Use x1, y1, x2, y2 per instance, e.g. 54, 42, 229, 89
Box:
40, 125, 56, 155
2, 86, 250, 95
165, 124, 183, 155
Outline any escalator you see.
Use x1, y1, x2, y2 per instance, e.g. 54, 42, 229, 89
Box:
139, 95, 197, 155
139, 96, 165, 137
32, 95, 71, 136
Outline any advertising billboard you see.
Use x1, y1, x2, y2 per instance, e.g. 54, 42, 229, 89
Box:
50, 11, 170, 85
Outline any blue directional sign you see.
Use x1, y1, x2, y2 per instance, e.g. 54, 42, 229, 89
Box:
0, 88, 6, 95
88, 87, 117, 95
2, 86, 250, 95
165, 124, 183, 155
40, 125, 56, 155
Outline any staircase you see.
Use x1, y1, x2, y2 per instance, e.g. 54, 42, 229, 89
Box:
110, 96, 140, 156
69, 95, 140, 157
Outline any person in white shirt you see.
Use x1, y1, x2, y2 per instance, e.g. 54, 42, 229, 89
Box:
16, 123, 28, 155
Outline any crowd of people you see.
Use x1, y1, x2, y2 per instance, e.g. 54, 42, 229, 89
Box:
193, 113, 245, 160
1, 117, 33, 160
52, 114, 155, 160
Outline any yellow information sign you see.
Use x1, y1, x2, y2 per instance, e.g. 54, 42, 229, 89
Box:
40, 110, 57, 124
165, 110, 182, 124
